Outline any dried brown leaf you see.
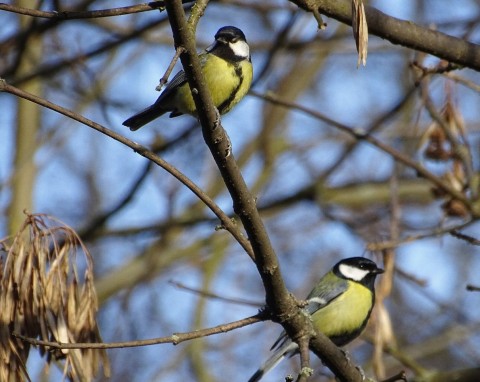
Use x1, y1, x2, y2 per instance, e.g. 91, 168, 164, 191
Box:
352, 0, 368, 67
0, 213, 109, 381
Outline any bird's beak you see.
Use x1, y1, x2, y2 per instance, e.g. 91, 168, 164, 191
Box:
206, 41, 216, 53
373, 268, 385, 274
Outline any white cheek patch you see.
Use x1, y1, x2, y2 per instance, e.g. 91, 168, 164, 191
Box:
230, 40, 250, 59
339, 263, 370, 281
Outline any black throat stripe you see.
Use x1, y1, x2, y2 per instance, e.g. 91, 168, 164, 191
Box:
218, 64, 244, 114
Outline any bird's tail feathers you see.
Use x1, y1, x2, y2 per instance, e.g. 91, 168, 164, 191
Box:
122, 105, 167, 131
247, 341, 298, 382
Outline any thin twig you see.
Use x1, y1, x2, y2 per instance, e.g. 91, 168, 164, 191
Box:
380, 371, 408, 382
444, 72, 480, 93
466, 284, 480, 292
79, 126, 197, 241
366, 220, 474, 251
0, 2, 168, 19
450, 229, 480, 245
13, 314, 264, 350
297, 335, 312, 382
156, 47, 186, 91
168, 279, 263, 307
320, 85, 418, 182
9, 18, 170, 86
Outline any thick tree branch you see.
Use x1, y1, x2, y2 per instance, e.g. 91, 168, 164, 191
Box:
164, 0, 291, 312
163, 2, 364, 381
292, 0, 480, 71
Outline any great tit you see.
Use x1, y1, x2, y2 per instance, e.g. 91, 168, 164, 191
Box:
248, 257, 384, 382
123, 26, 253, 131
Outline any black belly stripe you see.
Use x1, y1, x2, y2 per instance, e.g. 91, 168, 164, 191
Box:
218, 65, 244, 114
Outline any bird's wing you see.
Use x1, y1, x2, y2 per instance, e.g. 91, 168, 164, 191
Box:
165, 70, 187, 91
269, 277, 347, 350
270, 331, 288, 351
153, 69, 187, 106
161, 54, 208, 92
304, 277, 348, 315
154, 53, 207, 104
248, 339, 298, 382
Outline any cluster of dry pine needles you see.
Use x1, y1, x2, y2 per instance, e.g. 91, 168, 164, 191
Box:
0, 213, 109, 381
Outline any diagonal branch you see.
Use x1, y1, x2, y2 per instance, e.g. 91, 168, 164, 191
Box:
0, 78, 253, 259
163, 2, 365, 381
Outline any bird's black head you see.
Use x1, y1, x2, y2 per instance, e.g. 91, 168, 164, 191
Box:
207, 26, 250, 62
215, 26, 247, 44
333, 257, 384, 290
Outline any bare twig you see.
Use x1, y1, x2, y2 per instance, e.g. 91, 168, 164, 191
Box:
156, 47, 186, 91
0, 2, 169, 19
78, 126, 197, 241
367, 220, 474, 251
297, 335, 313, 382
168, 280, 263, 307
444, 72, 480, 93
13, 314, 264, 350
380, 371, 408, 382
450, 229, 480, 245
